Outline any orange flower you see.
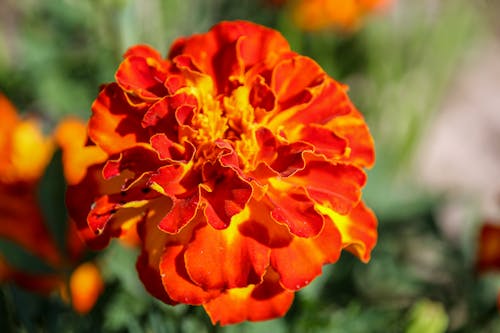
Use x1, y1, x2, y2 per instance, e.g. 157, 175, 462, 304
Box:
0, 95, 103, 314
67, 20, 377, 325
476, 222, 500, 311
0, 93, 60, 274
477, 223, 500, 273
289, 0, 393, 31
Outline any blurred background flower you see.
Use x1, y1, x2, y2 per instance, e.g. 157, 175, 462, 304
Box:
1, 0, 499, 332
283, 0, 393, 32
0, 96, 104, 322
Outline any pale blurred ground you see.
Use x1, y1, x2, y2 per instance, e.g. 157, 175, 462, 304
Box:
418, 35, 500, 240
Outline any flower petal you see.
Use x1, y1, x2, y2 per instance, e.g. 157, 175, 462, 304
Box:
270, 216, 342, 290
116, 45, 169, 99
201, 160, 252, 230
327, 107, 375, 168
157, 194, 200, 234
292, 124, 348, 160
316, 200, 377, 262
267, 80, 352, 130
266, 182, 325, 238
169, 21, 290, 93
89, 83, 150, 155
287, 160, 366, 214
154, 213, 220, 304
271, 56, 325, 107
184, 218, 270, 290
203, 268, 294, 325
136, 207, 179, 305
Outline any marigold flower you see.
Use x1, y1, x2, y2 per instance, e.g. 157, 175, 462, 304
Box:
477, 223, 500, 272
288, 0, 393, 31
476, 222, 500, 311
67, 20, 377, 325
0, 97, 103, 313
0, 93, 60, 269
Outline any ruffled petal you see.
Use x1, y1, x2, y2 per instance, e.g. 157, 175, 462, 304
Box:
267, 80, 352, 130
203, 269, 294, 325
136, 210, 178, 305
116, 45, 169, 99
201, 160, 252, 229
286, 160, 366, 215
270, 217, 342, 290
184, 219, 270, 290
159, 244, 220, 304
265, 182, 324, 238
148, 164, 200, 234
316, 200, 377, 262
89, 83, 150, 154
155, 214, 220, 304
327, 107, 375, 168
271, 56, 325, 107
169, 21, 290, 93
292, 124, 348, 160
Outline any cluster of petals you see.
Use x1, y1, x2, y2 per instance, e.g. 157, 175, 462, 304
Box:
66, 20, 377, 325
0, 94, 103, 314
288, 0, 394, 31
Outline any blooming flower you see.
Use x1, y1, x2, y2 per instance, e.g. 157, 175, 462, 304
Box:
287, 0, 393, 31
67, 20, 377, 325
0, 95, 103, 314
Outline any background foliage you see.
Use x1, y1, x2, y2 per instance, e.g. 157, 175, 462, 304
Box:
1, 0, 499, 332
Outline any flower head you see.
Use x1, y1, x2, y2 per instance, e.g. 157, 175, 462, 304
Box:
67, 20, 377, 325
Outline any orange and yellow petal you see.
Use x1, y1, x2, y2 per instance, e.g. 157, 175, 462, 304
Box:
327, 107, 375, 168
317, 200, 377, 263
169, 21, 290, 92
203, 269, 294, 325
200, 160, 253, 230
184, 221, 270, 290
116, 45, 169, 99
285, 160, 366, 215
266, 185, 325, 238
89, 83, 150, 155
159, 244, 220, 304
270, 218, 342, 290
136, 215, 178, 305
